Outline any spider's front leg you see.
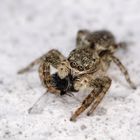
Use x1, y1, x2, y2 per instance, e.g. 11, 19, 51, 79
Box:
38, 49, 69, 94
76, 29, 91, 48
110, 55, 136, 89
70, 76, 111, 121
17, 49, 67, 75
17, 52, 53, 74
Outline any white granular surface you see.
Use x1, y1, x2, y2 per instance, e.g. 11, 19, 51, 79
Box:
0, 0, 140, 140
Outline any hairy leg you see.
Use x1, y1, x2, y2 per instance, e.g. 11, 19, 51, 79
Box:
76, 29, 91, 48
117, 42, 127, 49
38, 49, 65, 94
70, 76, 111, 121
87, 77, 111, 116
110, 55, 136, 89
17, 52, 53, 74
18, 49, 65, 74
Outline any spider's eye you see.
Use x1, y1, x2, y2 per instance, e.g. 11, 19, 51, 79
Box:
78, 66, 84, 71
70, 62, 77, 67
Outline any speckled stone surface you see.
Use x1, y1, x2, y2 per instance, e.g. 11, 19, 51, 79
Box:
0, 0, 140, 140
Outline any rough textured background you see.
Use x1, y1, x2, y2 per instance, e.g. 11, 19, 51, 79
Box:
0, 0, 140, 140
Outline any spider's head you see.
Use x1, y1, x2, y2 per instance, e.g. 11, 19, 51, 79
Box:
69, 56, 100, 76
57, 60, 70, 79
68, 48, 101, 76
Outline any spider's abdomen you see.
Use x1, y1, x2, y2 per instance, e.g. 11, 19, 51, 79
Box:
87, 30, 116, 47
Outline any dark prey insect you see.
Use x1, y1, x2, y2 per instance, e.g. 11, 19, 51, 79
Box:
51, 73, 78, 95
18, 29, 136, 121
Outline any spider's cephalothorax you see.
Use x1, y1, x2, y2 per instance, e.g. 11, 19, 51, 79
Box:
68, 47, 100, 74
18, 29, 136, 121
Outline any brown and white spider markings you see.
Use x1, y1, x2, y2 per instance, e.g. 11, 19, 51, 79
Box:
18, 29, 136, 121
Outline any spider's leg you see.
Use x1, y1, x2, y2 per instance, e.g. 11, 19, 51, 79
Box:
111, 42, 127, 51
87, 77, 111, 116
76, 29, 90, 48
39, 49, 65, 94
117, 42, 127, 49
28, 91, 48, 114
27, 50, 66, 112
18, 49, 65, 74
110, 55, 136, 89
70, 76, 111, 121
18, 52, 51, 74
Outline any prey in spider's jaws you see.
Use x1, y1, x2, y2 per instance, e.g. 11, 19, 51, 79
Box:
51, 72, 78, 96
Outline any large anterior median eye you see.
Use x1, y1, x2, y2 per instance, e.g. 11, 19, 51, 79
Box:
70, 61, 77, 68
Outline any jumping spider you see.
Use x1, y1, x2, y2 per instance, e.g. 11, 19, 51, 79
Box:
18, 29, 136, 121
